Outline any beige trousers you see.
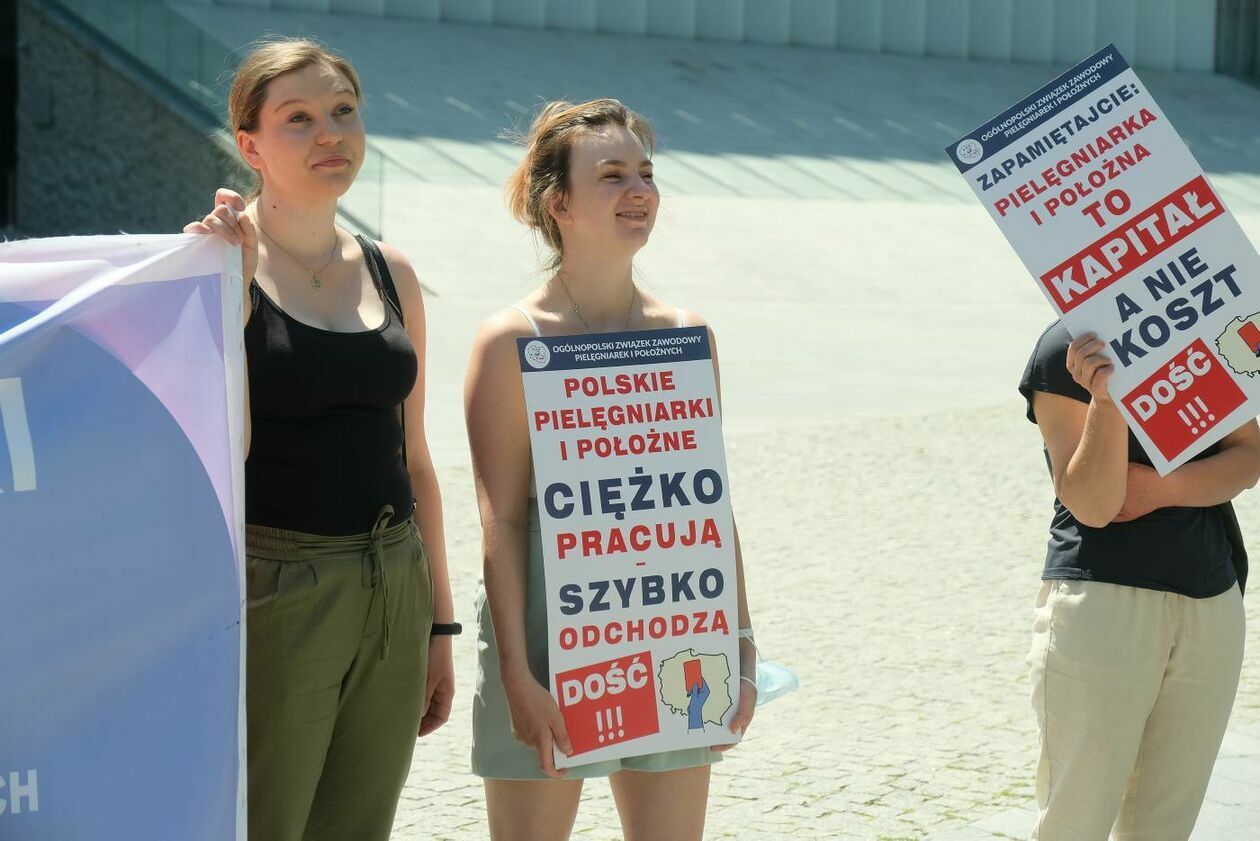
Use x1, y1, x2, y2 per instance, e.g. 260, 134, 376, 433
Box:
1026, 579, 1244, 841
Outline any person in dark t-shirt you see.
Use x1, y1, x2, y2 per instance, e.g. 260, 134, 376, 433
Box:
1018, 321, 1258, 840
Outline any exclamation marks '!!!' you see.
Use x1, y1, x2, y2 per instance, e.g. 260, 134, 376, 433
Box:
1178, 396, 1216, 435
596, 707, 625, 744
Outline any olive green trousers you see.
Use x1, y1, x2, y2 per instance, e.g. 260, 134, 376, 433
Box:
246, 510, 433, 841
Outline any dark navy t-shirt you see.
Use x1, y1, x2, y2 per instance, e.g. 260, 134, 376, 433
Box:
1019, 322, 1236, 599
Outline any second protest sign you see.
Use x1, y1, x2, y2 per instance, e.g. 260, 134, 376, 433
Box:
946, 44, 1260, 474
518, 327, 740, 768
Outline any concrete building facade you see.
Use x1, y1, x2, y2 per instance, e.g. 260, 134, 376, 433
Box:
10, 0, 1259, 236
188, 0, 1224, 71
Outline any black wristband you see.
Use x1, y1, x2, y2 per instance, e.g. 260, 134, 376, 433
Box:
431, 622, 462, 636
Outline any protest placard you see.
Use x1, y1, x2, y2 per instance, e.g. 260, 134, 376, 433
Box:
518, 327, 740, 768
0, 234, 245, 840
947, 44, 1260, 474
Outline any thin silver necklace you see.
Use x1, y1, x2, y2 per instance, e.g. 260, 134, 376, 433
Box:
259, 226, 339, 289
555, 274, 638, 333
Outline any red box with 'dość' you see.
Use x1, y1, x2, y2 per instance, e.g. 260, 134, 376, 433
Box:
1121, 338, 1245, 461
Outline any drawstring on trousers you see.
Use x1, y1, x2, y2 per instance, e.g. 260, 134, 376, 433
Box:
363, 505, 396, 661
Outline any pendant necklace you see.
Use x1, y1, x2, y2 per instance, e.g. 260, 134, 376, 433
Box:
556, 274, 638, 333
259, 226, 339, 289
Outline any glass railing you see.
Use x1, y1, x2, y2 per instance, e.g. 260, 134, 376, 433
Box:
48, 0, 389, 239
55, 0, 232, 114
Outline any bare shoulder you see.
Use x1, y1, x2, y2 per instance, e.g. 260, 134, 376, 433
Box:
1031, 391, 1087, 436
667, 307, 715, 347
373, 239, 424, 307
471, 307, 537, 365
374, 239, 414, 277
678, 308, 710, 331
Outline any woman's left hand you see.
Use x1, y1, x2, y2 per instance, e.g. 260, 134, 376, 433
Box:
184, 188, 258, 283
711, 678, 756, 752
418, 635, 455, 737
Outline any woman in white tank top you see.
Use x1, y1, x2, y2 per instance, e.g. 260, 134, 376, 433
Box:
463, 99, 758, 841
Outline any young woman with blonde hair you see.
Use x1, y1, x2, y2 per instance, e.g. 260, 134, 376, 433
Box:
187, 39, 457, 841
464, 98, 757, 841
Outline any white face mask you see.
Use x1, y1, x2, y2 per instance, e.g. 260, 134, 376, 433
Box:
754, 659, 800, 706
740, 633, 799, 706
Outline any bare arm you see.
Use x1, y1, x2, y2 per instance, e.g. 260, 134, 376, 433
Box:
688, 314, 756, 745
382, 244, 454, 624
1035, 335, 1260, 526
380, 243, 455, 737
1035, 392, 1129, 527
1159, 421, 1260, 504
464, 311, 571, 776
1034, 334, 1129, 527
1114, 421, 1260, 521
465, 314, 533, 679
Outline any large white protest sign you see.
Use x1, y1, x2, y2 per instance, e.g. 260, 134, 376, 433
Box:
947, 44, 1260, 474
518, 328, 740, 768
0, 235, 245, 840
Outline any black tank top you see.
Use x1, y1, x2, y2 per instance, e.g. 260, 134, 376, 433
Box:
245, 238, 417, 536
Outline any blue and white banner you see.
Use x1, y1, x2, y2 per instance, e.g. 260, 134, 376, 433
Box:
0, 235, 245, 840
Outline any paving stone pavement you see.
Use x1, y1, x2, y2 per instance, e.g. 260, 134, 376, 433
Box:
399, 410, 1260, 841
157, 5, 1260, 837
935, 722, 1260, 841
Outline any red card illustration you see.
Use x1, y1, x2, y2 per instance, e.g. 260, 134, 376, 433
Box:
1121, 338, 1245, 461
554, 651, 660, 756
1239, 321, 1260, 355
683, 659, 704, 694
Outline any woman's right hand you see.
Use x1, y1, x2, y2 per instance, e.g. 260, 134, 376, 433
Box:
1066, 333, 1116, 406
184, 188, 259, 284
502, 669, 572, 779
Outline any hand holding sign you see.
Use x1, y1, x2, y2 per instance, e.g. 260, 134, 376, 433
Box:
1066, 334, 1117, 405
504, 672, 572, 779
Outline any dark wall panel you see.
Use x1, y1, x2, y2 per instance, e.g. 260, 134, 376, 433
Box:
1218, 0, 1260, 79
2, 0, 17, 225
